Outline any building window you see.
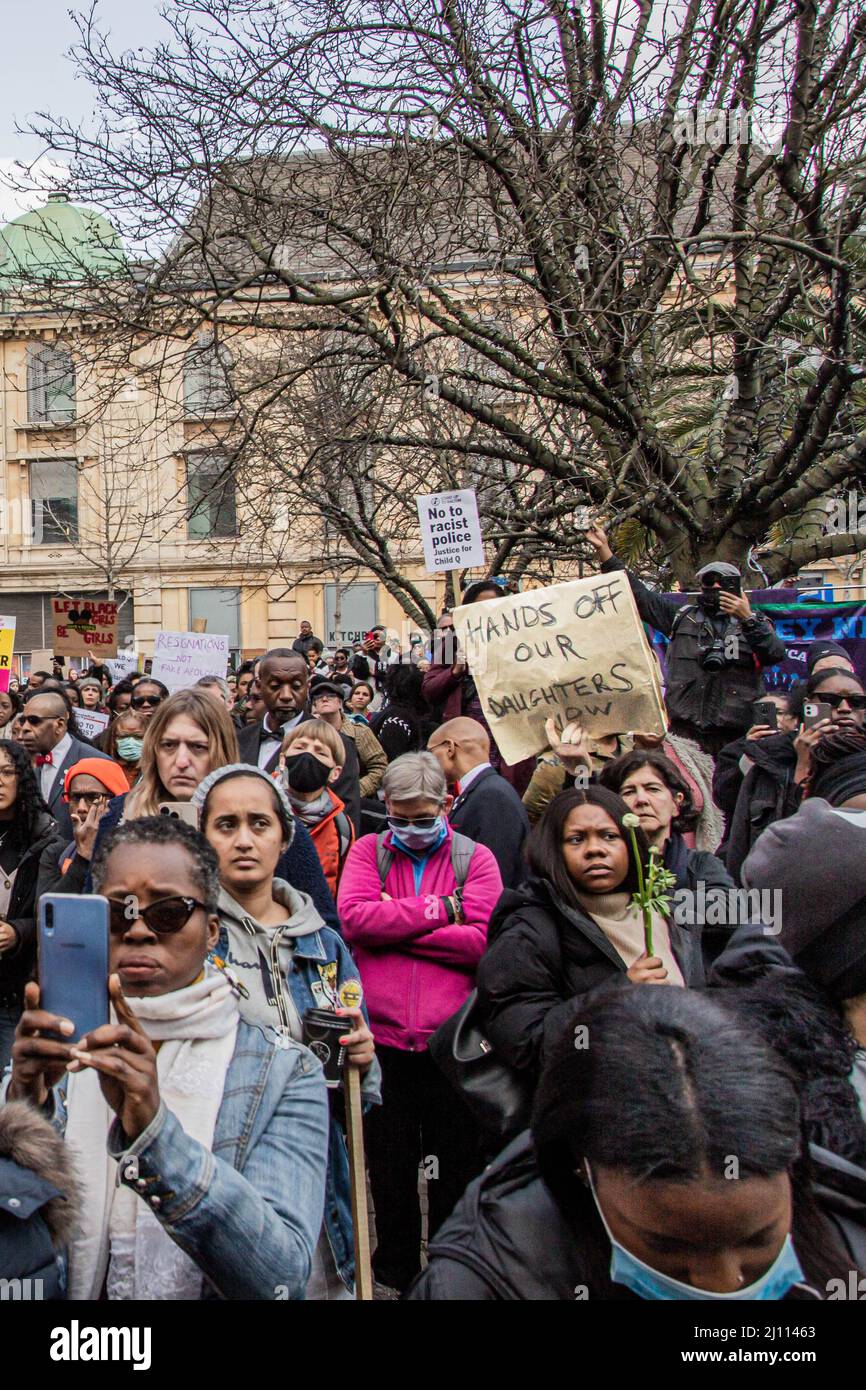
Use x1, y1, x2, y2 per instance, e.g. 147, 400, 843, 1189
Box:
186, 452, 237, 538
27, 343, 76, 424
30, 458, 78, 544
189, 587, 241, 657
183, 335, 234, 416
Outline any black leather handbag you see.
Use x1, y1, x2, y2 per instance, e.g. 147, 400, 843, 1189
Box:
428, 989, 533, 1146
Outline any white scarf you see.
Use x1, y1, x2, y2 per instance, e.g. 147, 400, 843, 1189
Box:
65, 967, 239, 1301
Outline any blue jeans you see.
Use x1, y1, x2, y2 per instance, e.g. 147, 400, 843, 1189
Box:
0, 1001, 21, 1075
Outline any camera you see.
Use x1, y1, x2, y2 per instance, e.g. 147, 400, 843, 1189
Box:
698, 635, 729, 671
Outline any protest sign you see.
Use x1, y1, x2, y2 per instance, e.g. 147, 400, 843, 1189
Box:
76, 709, 110, 742
106, 647, 140, 682
417, 489, 484, 571
29, 647, 54, 674
151, 631, 230, 693
0, 617, 15, 695
453, 573, 666, 764
52, 597, 118, 658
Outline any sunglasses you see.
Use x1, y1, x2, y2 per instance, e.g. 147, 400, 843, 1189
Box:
19, 713, 60, 727
818, 691, 866, 711
388, 815, 440, 830
108, 894, 207, 935
63, 791, 110, 807
131, 694, 162, 708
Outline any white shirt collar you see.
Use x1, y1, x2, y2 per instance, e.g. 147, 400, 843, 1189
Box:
458, 761, 492, 793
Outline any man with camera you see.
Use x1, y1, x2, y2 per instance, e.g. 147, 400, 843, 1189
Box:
586, 526, 785, 756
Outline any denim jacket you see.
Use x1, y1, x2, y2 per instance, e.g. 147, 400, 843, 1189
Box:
12, 1022, 330, 1300
213, 885, 382, 1290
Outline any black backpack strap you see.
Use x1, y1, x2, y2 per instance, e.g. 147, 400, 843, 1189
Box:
669, 602, 699, 640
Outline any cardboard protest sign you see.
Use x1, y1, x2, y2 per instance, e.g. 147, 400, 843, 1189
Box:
52, 598, 118, 658
76, 709, 110, 742
417, 489, 484, 571
151, 631, 230, 693
453, 573, 666, 765
0, 617, 15, 694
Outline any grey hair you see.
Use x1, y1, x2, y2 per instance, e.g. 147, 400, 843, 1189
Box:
381, 751, 448, 805
195, 675, 230, 699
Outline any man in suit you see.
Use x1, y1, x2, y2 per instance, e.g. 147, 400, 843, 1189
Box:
237, 650, 362, 829
427, 716, 529, 889
16, 690, 113, 836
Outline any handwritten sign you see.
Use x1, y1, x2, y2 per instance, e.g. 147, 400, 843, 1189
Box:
151, 631, 230, 693
417, 488, 484, 571
106, 647, 140, 682
52, 598, 118, 658
76, 709, 110, 742
453, 573, 666, 764
0, 617, 15, 694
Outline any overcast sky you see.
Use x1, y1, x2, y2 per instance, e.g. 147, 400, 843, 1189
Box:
0, 0, 163, 220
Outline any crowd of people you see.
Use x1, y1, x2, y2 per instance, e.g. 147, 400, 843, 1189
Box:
1, 561, 865, 1303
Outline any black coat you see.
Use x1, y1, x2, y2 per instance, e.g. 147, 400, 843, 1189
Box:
407, 1130, 827, 1301
238, 716, 362, 831
714, 732, 801, 884
662, 830, 736, 965
448, 766, 530, 891
600, 556, 785, 731
475, 875, 707, 1076
0, 812, 65, 997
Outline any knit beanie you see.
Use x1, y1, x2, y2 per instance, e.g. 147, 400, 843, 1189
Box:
191, 762, 295, 847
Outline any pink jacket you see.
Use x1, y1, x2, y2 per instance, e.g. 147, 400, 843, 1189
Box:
337, 826, 503, 1051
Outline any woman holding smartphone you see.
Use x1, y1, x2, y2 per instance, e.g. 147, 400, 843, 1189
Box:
0, 740, 65, 1070
6, 815, 330, 1299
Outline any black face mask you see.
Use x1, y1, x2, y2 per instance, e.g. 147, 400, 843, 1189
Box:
284, 750, 332, 794
698, 587, 721, 615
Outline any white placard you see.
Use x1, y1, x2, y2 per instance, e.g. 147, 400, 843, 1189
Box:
417, 488, 484, 571
106, 648, 139, 682
76, 709, 111, 742
151, 631, 230, 693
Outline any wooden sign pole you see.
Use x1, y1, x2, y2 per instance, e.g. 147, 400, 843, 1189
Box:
344, 1065, 374, 1300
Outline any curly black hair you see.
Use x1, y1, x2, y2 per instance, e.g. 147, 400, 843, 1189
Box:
91, 815, 220, 912
0, 739, 51, 851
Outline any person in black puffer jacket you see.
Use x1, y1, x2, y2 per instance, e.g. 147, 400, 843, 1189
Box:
475, 784, 780, 1084
713, 691, 802, 882
408, 986, 855, 1300
0, 742, 65, 1072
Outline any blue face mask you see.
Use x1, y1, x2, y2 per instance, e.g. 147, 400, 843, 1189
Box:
388, 817, 447, 855
585, 1161, 804, 1301
116, 735, 143, 762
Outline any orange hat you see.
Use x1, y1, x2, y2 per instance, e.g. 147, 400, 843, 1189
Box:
63, 757, 128, 801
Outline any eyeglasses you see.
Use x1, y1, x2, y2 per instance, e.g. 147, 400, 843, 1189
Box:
108, 895, 207, 935
388, 815, 440, 830
18, 713, 60, 727
63, 791, 110, 807
0, 767, 17, 781
818, 691, 866, 711
131, 694, 162, 708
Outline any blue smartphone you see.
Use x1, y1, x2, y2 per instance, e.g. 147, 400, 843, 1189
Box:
38, 894, 110, 1044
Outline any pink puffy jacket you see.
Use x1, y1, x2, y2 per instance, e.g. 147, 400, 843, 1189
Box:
337, 826, 503, 1051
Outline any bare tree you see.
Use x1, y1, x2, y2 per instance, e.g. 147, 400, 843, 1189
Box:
22, 0, 866, 595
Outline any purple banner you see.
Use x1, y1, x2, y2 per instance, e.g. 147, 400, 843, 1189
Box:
649, 588, 866, 691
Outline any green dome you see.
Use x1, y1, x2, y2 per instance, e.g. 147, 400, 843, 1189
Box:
0, 192, 125, 282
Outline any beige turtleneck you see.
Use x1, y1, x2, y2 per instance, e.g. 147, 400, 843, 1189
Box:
575, 890, 685, 986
